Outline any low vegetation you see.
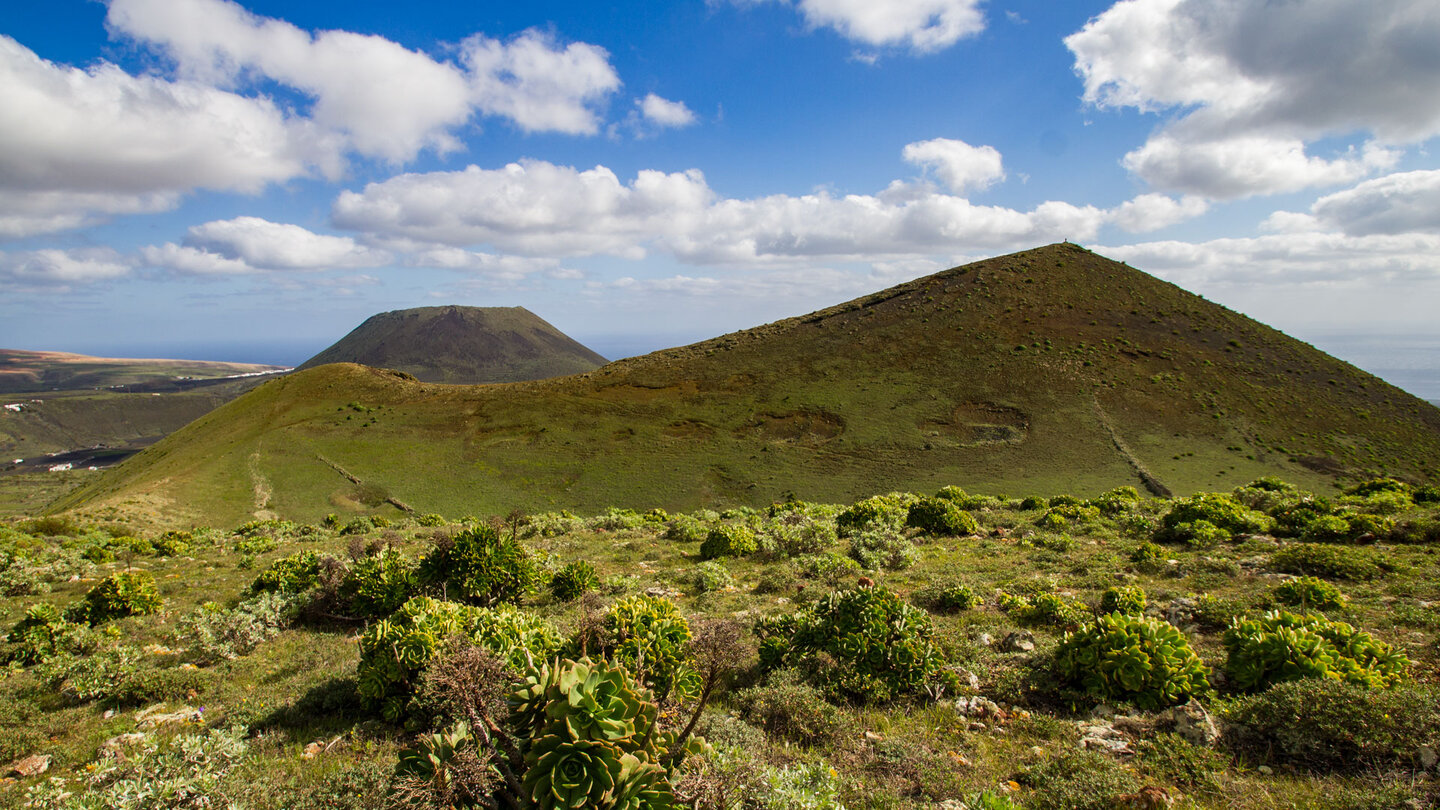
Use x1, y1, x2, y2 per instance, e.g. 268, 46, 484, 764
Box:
1, 474, 1439, 808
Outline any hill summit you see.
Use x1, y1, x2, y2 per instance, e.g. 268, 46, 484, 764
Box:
57, 244, 1440, 526
295, 306, 606, 384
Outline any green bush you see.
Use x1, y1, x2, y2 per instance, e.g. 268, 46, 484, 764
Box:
1270, 543, 1382, 581
755, 587, 958, 704
70, 570, 162, 625
1166, 519, 1231, 547
418, 524, 543, 606
601, 594, 695, 702
689, 561, 735, 594
1224, 679, 1440, 770
416, 513, 446, 527
835, 495, 906, 534
1413, 485, 1440, 504
357, 596, 562, 720
23, 727, 250, 809
153, 530, 192, 556
4, 603, 96, 665
339, 548, 417, 619
250, 549, 324, 595
1098, 585, 1146, 615
1129, 541, 1165, 564
1091, 486, 1142, 515
700, 524, 757, 560
1272, 576, 1347, 610
793, 552, 862, 584
1054, 613, 1209, 709
176, 591, 300, 663
1158, 493, 1271, 542
912, 582, 981, 613
1016, 748, 1139, 810
1223, 610, 1408, 691
997, 590, 1084, 627
905, 497, 980, 536
664, 514, 709, 543
550, 560, 601, 602
761, 515, 837, 557
732, 670, 846, 746
847, 528, 918, 570
1344, 478, 1410, 497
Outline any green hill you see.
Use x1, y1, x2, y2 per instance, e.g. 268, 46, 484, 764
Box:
55, 244, 1440, 527
294, 305, 606, 384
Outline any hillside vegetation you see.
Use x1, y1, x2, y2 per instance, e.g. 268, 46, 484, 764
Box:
2, 477, 1438, 808
54, 244, 1440, 528
295, 305, 607, 384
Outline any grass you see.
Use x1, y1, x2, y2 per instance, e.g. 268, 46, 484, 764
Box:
49, 244, 1440, 528
2, 477, 1439, 807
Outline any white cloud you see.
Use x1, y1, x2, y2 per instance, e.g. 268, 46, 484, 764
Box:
1309, 170, 1440, 236
1066, 0, 1440, 198
716, 0, 984, 53
902, 138, 1004, 194
403, 246, 566, 281
0, 248, 133, 286
1108, 193, 1208, 233
332, 158, 1107, 266
0, 35, 330, 238
108, 0, 622, 156
637, 94, 696, 129
795, 0, 985, 53
143, 216, 390, 274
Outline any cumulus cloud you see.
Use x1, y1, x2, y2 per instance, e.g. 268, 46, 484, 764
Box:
0, 248, 133, 287
1109, 193, 1208, 233
0, 35, 330, 238
901, 138, 1004, 194
1066, 0, 1440, 198
109, 0, 621, 155
1309, 170, 1440, 237
332, 157, 1107, 266
637, 94, 696, 129
716, 0, 984, 53
403, 246, 568, 281
142, 216, 390, 274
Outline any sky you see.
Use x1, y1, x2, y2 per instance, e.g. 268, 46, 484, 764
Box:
1, 0, 1439, 397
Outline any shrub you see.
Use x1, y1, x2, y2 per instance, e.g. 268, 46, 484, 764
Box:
416, 513, 446, 527
1016, 748, 1139, 810
527, 511, 586, 538
23, 727, 250, 810
1054, 613, 1209, 709
1158, 493, 1271, 542
1224, 679, 1440, 770
1018, 496, 1047, 511
1270, 543, 1382, 581
339, 548, 417, 618
1300, 514, 1356, 543
590, 507, 645, 532
1129, 541, 1165, 564
4, 603, 96, 665
997, 590, 1085, 627
700, 524, 757, 560
912, 582, 981, 613
755, 587, 958, 704
690, 561, 735, 594
153, 530, 192, 556
835, 496, 906, 534
1092, 486, 1142, 514
1223, 610, 1408, 691
176, 591, 300, 663
418, 524, 543, 606
1414, 485, 1440, 504
905, 497, 980, 536
70, 570, 162, 625
1136, 732, 1228, 791
1344, 478, 1410, 497
1272, 576, 1347, 610
1166, 519, 1231, 547
1098, 585, 1146, 615
793, 552, 862, 584
664, 514, 709, 543
731, 671, 846, 746
250, 549, 324, 595
762, 515, 837, 557
848, 528, 918, 570
550, 560, 601, 602
357, 596, 562, 720
601, 594, 695, 701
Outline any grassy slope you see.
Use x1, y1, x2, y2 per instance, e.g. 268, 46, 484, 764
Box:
0, 350, 283, 395
294, 305, 607, 384
55, 244, 1440, 527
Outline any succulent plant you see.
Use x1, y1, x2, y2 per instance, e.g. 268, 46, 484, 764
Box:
1054, 613, 1209, 709
1099, 585, 1146, 615
699, 525, 757, 560
418, 524, 543, 606
905, 497, 980, 536
551, 561, 601, 602
340, 547, 417, 618
69, 570, 162, 625
602, 595, 696, 701
249, 549, 324, 595
1223, 610, 1408, 692
1272, 576, 1347, 610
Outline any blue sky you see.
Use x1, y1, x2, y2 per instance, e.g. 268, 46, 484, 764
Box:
2, 0, 1439, 396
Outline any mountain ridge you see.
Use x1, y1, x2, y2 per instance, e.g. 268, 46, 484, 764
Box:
55, 244, 1440, 526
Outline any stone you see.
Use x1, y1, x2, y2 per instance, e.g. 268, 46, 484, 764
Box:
1000, 631, 1035, 653
978, 633, 994, 647
135, 704, 203, 729
955, 695, 1001, 718
1158, 698, 1221, 748
102, 732, 147, 753
8, 755, 50, 777
302, 741, 325, 759
1419, 745, 1438, 770
863, 730, 884, 743
957, 669, 981, 691
1257, 765, 1274, 776
1118, 786, 1174, 809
